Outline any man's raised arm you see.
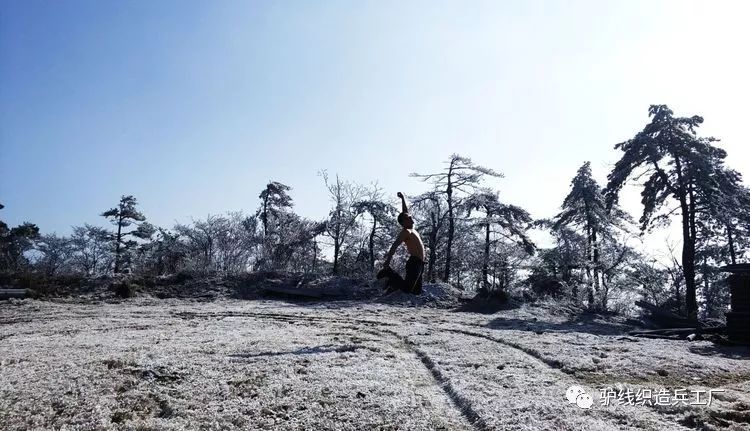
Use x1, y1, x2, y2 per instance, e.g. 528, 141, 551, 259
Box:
397, 192, 408, 214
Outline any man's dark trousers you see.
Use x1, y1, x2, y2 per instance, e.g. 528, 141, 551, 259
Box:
378, 256, 424, 294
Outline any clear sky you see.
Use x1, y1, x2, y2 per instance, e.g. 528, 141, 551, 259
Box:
1, 1, 748, 244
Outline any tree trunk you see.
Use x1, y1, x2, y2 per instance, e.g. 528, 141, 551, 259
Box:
560, 241, 575, 299
332, 238, 340, 275
674, 156, 698, 319
482, 221, 490, 289
727, 224, 737, 265
491, 264, 497, 291
672, 269, 683, 314
332, 197, 341, 275
312, 238, 318, 273
601, 276, 609, 311
114, 214, 123, 274
499, 258, 509, 293
702, 256, 710, 319
427, 214, 438, 282
444, 180, 454, 282
585, 224, 595, 308
592, 227, 601, 307
680, 197, 698, 319
262, 197, 268, 238
368, 219, 376, 271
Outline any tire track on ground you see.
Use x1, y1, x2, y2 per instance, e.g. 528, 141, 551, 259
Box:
173, 310, 386, 328
440, 327, 571, 375
173, 309, 676, 430
379, 327, 490, 431
439, 327, 696, 430
182, 309, 488, 430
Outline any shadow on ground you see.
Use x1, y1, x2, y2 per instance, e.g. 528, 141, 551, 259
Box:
485, 313, 634, 336
452, 297, 522, 314
688, 343, 750, 359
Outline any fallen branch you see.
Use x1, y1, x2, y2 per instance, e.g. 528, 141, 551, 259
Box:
628, 326, 726, 341
0, 289, 27, 300
635, 300, 697, 328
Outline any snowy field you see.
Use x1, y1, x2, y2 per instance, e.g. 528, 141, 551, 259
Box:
1, 298, 750, 430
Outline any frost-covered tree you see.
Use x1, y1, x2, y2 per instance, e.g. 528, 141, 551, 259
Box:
554, 162, 631, 308
411, 191, 449, 283
352, 200, 395, 272
692, 171, 750, 317
464, 190, 535, 291
35, 234, 73, 276
605, 105, 742, 318
130, 227, 181, 276
700, 167, 750, 265
273, 215, 326, 273
174, 215, 223, 273
411, 154, 503, 282
256, 182, 297, 270
258, 181, 293, 238
320, 171, 365, 275
101, 195, 154, 273
352, 186, 396, 272
69, 225, 112, 275
0, 204, 40, 273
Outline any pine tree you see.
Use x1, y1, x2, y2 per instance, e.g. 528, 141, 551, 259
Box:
0, 203, 40, 272
555, 162, 627, 308
464, 190, 535, 291
101, 195, 153, 273
258, 181, 293, 238
605, 105, 738, 319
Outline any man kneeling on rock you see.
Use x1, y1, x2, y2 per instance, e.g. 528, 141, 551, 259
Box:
378, 192, 426, 295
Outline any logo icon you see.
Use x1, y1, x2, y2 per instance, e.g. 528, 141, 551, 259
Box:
566, 385, 593, 409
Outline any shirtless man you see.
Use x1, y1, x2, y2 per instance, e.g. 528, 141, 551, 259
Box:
378, 192, 426, 294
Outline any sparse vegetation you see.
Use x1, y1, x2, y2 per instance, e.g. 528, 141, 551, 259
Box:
1, 299, 749, 430
1, 105, 749, 430
3, 107, 747, 318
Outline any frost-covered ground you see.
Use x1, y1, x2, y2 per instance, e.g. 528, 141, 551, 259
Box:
1, 298, 750, 430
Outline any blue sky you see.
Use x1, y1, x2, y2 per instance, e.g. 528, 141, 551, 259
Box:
1, 0, 749, 242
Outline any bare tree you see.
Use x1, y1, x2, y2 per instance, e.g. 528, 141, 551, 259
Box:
69, 225, 112, 275
411, 154, 502, 281
411, 191, 449, 282
36, 234, 73, 276
320, 171, 365, 275
352, 184, 396, 272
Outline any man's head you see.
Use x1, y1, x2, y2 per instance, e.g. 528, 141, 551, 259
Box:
397, 212, 414, 228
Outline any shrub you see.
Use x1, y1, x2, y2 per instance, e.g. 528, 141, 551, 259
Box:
112, 281, 139, 298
